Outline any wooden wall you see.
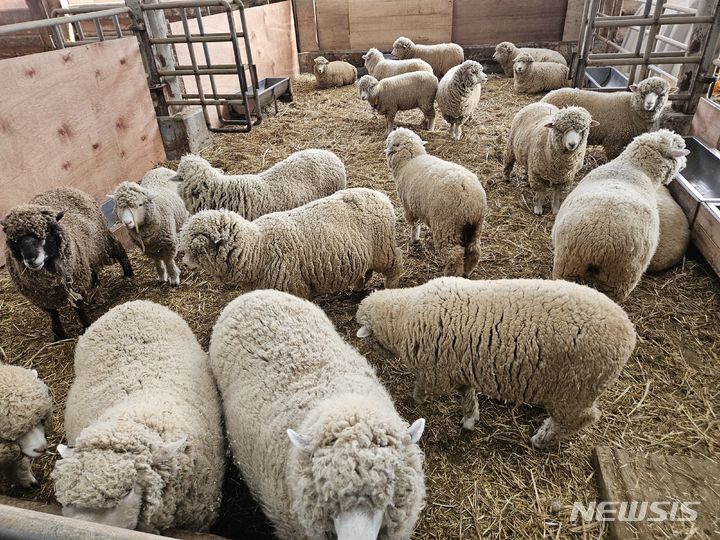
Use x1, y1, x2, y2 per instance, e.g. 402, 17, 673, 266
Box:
0, 37, 166, 264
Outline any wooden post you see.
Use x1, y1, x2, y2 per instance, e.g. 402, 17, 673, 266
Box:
24, 0, 55, 50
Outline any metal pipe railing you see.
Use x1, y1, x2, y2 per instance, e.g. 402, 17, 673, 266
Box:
0, 6, 129, 36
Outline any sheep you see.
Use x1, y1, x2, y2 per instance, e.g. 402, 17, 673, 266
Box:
111, 167, 188, 286
543, 76, 673, 159
179, 188, 403, 298
209, 289, 426, 540
436, 60, 488, 139
0, 363, 51, 489
512, 53, 569, 94
647, 185, 690, 272
552, 129, 689, 301
1, 187, 133, 341
391, 36, 464, 78
493, 41, 567, 77
362, 48, 433, 81
174, 149, 347, 218
503, 103, 597, 215
313, 56, 357, 88
357, 72, 438, 135
356, 276, 636, 449
386, 128, 486, 277
51, 300, 224, 533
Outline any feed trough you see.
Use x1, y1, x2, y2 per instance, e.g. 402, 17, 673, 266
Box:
584, 66, 629, 89
230, 77, 292, 119
668, 136, 720, 277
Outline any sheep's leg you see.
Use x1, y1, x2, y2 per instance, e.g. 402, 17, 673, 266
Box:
47, 309, 66, 342
551, 187, 564, 214
455, 124, 463, 140
533, 190, 545, 215
385, 112, 397, 136
74, 301, 92, 330
154, 259, 168, 283
413, 380, 428, 404
530, 404, 601, 450
91, 270, 99, 287
460, 386, 480, 431
464, 239, 482, 278
411, 222, 422, 243
382, 244, 404, 288
165, 257, 181, 287
502, 145, 515, 181
424, 108, 436, 132
110, 235, 134, 278
11, 457, 38, 489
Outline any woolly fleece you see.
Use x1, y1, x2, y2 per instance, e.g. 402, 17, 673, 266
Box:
512, 54, 569, 94
493, 41, 567, 77
209, 289, 425, 540
313, 56, 357, 88
647, 185, 689, 272
392, 37, 464, 78
436, 60, 487, 139
362, 48, 433, 81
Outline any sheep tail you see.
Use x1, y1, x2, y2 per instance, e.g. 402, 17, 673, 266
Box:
461, 222, 479, 247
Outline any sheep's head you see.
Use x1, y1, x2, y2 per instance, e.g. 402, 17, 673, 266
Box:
513, 53, 534, 75
493, 41, 517, 63
287, 398, 425, 540
385, 128, 427, 170
0, 365, 52, 457
629, 76, 673, 118
52, 425, 187, 531
456, 60, 487, 88
357, 75, 379, 101
545, 106, 598, 153
173, 154, 222, 213
110, 182, 155, 231
1, 205, 65, 271
391, 37, 414, 59
623, 129, 689, 185
362, 48, 383, 72
314, 56, 329, 75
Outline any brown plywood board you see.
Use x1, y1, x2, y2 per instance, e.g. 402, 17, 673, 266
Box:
0, 37, 165, 265
452, 0, 567, 46
690, 97, 720, 150
170, 0, 299, 128
563, 0, 584, 41
347, 0, 452, 51
692, 203, 720, 279
593, 446, 720, 539
295, 0, 319, 52
316, 0, 350, 50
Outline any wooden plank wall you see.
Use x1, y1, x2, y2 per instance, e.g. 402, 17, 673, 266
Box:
0, 37, 166, 264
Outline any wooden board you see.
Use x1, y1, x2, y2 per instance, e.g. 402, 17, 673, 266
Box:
295, 0, 319, 52
0, 37, 165, 265
593, 446, 720, 539
347, 0, 453, 51
170, 0, 299, 128
452, 0, 568, 45
562, 0, 585, 42
690, 97, 720, 150
316, 0, 350, 50
693, 203, 720, 279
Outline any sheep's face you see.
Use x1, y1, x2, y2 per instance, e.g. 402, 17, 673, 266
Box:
385, 128, 426, 169
2, 209, 63, 271
493, 42, 515, 63
513, 55, 533, 75
362, 49, 382, 70
629, 77, 671, 116
179, 211, 240, 276
61, 485, 143, 530
288, 415, 425, 540
458, 61, 487, 88
17, 424, 48, 457
314, 57, 329, 75
548, 107, 597, 153
357, 75, 377, 101
391, 37, 413, 59
626, 129, 689, 184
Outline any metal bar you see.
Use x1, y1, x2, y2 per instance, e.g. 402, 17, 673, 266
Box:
150, 33, 242, 44
158, 67, 243, 75
50, 25, 65, 48
94, 18, 105, 41
575, 0, 601, 87
655, 33, 688, 50
639, 0, 665, 80
194, 6, 226, 127
593, 14, 714, 26
234, 1, 260, 126
685, 0, 720, 112
166, 98, 247, 106
112, 15, 123, 38
587, 54, 703, 65
629, 0, 653, 86
648, 64, 678, 81
661, 2, 697, 14
142, 0, 235, 9
52, 3, 124, 14
589, 50, 689, 60
172, 63, 245, 70
179, 7, 212, 128
0, 7, 129, 35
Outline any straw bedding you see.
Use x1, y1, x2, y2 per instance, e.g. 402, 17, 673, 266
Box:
1, 74, 718, 539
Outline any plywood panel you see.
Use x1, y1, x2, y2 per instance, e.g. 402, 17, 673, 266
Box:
316, 0, 350, 50
0, 37, 165, 264
348, 0, 452, 50
452, 0, 567, 46
690, 97, 720, 150
563, 0, 584, 41
296, 0, 319, 52
171, 0, 299, 128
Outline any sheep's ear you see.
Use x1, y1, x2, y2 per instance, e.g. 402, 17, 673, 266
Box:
357, 325, 373, 338
362, 53, 368, 60
169, 174, 182, 182
151, 435, 187, 464
670, 148, 690, 158
669, 86, 678, 95
55, 211, 65, 221
287, 429, 311, 451
0, 217, 5, 229
421, 140, 428, 146
590, 120, 600, 127
407, 418, 425, 444
211, 234, 224, 246
31, 369, 38, 378
543, 122, 554, 129
57, 444, 74, 459
629, 84, 639, 92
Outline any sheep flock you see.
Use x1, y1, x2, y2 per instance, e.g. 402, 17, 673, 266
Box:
1, 32, 717, 540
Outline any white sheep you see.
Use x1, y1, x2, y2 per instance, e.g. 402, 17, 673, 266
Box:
553, 130, 689, 301
647, 185, 690, 272
51, 300, 225, 533
543, 76, 673, 159
386, 128, 487, 277
493, 41, 567, 77
512, 53, 569, 94
362, 48, 433, 80
391, 36, 464, 78
504, 103, 597, 215
356, 276, 636, 449
357, 72, 438, 135
436, 60, 488, 139
179, 188, 403, 298
0, 363, 51, 489
313, 56, 357, 88
174, 150, 347, 218
209, 289, 426, 540
111, 167, 188, 286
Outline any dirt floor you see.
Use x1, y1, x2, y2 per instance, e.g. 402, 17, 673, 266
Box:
1, 74, 719, 539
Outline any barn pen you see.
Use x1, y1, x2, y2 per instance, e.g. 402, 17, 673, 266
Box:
1, 1, 720, 539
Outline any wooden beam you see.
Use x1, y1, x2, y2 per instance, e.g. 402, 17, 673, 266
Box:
316, 0, 349, 50
563, 0, 585, 42
24, 0, 54, 50
295, 0, 319, 52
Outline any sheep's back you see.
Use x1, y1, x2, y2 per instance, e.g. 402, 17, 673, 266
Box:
647, 185, 689, 272
374, 58, 433, 80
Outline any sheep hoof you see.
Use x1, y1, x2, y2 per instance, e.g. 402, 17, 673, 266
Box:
460, 417, 476, 431
169, 278, 180, 287
533, 205, 543, 215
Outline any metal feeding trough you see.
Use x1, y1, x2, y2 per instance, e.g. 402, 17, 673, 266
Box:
230, 77, 292, 119
668, 137, 720, 277
584, 66, 629, 89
